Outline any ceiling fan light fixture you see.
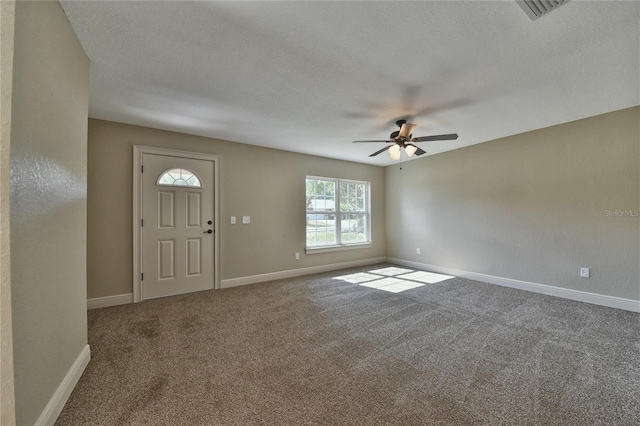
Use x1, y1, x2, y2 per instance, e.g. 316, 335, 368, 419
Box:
404, 144, 417, 157
389, 144, 401, 160
353, 120, 458, 159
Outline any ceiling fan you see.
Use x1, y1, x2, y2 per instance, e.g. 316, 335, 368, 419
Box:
353, 119, 458, 160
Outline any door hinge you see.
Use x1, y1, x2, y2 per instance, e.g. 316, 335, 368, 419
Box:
141, 165, 144, 173
141, 273, 144, 281
141, 218, 144, 227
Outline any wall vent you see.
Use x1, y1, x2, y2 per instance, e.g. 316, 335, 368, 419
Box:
516, 0, 569, 21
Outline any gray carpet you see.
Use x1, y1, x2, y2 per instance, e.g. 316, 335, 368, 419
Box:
57, 264, 640, 425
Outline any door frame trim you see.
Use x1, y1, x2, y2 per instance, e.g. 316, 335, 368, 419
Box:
133, 145, 221, 303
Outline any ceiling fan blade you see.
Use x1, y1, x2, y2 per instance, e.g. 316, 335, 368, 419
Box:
414, 146, 427, 156
369, 146, 392, 157
398, 123, 417, 138
352, 140, 393, 144
412, 133, 458, 142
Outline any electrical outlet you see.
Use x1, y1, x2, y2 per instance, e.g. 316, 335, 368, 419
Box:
580, 267, 590, 278
416, 248, 421, 255
295, 253, 300, 260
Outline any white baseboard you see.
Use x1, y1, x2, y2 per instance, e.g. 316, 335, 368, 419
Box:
221, 257, 387, 289
87, 293, 133, 310
386, 257, 640, 313
88, 259, 387, 305
35, 344, 91, 426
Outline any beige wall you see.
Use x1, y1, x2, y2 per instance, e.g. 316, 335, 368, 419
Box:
0, 1, 16, 423
87, 119, 385, 299
9, 1, 89, 424
386, 107, 639, 301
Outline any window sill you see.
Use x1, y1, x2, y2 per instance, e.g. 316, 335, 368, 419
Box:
305, 243, 372, 255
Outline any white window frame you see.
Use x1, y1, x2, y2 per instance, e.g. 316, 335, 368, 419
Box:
305, 176, 372, 254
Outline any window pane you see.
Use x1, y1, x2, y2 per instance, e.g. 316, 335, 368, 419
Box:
158, 168, 202, 188
186, 175, 201, 187
306, 178, 335, 212
159, 174, 174, 185
306, 213, 336, 246
341, 214, 367, 244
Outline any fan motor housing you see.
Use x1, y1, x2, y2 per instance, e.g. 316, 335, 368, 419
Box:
392, 119, 412, 140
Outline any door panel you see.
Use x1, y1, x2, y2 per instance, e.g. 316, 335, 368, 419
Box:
142, 154, 215, 300
186, 238, 201, 276
186, 192, 201, 228
158, 239, 175, 279
158, 191, 175, 228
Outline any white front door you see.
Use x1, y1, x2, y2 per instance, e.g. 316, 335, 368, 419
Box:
141, 153, 215, 300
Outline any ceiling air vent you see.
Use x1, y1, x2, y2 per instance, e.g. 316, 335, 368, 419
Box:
516, 0, 569, 21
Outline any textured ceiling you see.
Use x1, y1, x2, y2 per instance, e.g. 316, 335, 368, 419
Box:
60, 0, 639, 166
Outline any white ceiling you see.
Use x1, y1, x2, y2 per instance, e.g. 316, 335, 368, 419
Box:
60, 0, 639, 166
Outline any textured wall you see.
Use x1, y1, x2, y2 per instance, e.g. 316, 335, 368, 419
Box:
9, 1, 89, 424
0, 1, 16, 423
386, 107, 639, 301
87, 119, 385, 299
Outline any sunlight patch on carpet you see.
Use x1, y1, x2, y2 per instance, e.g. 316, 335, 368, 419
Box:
368, 267, 414, 276
333, 272, 380, 284
333, 268, 454, 293
400, 271, 454, 284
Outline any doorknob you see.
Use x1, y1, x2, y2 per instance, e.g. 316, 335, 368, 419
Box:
204, 229, 213, 234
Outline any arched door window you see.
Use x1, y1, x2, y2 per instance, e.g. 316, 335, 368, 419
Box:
157, 168, 202, 188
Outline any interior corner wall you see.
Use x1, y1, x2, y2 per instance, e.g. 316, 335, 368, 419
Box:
87, 119, 385, 299
385, 107, 640, 302
10, 1, 89, 424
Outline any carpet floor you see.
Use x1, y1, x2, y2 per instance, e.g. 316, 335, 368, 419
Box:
56, 264, 640, 425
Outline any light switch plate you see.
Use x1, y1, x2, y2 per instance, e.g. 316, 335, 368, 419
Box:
242, 216, 250, 224
230, 216, 236, 224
